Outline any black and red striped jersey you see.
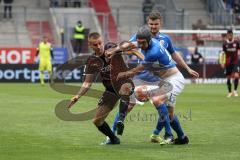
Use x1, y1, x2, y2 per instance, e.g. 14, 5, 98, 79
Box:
223, 39, 240, 65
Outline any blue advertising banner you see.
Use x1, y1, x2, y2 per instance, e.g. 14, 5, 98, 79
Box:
52, 48, 68, 64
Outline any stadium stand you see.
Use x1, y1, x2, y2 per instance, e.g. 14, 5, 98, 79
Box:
174, 0, 209, 29
26, 21, 55, 47
0, 0, 51, 47
108, 0, 142, 40
0, 0, 238, 58
90, 0, 118, 42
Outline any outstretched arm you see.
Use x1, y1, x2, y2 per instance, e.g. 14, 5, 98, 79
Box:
117, 64, 144, 80
105, 41, 145, 59
171, 52, 199, 78
68, 74, 94, 108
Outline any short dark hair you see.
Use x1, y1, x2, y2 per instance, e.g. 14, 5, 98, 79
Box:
227, 29, 233, 34
147, 11, 162, 21
88, 32, 101, 40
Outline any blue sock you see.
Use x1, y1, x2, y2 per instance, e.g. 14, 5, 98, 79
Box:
153, 104, 172, 137
153, 117, 164, 135
111, 112, 120, 134
171, 114, 185, 139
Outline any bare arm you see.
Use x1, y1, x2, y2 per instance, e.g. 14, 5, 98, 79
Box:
117, 64, 144, 80
68, 74, 94, 108
77, 74, 94, 97
116, 41, 138, 52
36, 48, 39, 57
171, 52, 199, 78
106, 41, 137, 56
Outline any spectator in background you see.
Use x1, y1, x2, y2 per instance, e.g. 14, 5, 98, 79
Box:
192, 19, 207, 30
234, 0, 240, 12
233, 0, 240, 23
142, 0, 154, 24
191, 47, 204, 64
63, 0, 81, 8
73, 0, 81, 8
3, 0, 13, 19
64, 0, 69, 7
49, 0, 59, 7
192, 19, 206, 46
224, 0, 234, 12
73, 20, 85, 54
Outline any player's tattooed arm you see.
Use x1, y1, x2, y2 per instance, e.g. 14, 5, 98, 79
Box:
117, 64, 144, 80
119, 41, 138, 51
105, 41, 138, 58
69, 74, 94, 108
77, 74, 94, 98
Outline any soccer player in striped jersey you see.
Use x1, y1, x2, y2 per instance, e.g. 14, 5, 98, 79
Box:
69, 32, 137, 145
222, 29, 239, 97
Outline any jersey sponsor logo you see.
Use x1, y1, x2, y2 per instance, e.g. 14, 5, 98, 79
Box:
226, 48, 237, 52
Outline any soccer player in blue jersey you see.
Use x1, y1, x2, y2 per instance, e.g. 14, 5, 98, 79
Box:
109, 38, 175, 144
145, 11, 199, 144
111, 12, 199, 145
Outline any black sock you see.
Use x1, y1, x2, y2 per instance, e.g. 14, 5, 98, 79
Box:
97, 121, 116, 141
234, 78, 239, 91
118, 100, 128, 122
227, 78, 232, 93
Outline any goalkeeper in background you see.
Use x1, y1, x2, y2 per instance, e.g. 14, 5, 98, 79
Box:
36, 36, 54, 85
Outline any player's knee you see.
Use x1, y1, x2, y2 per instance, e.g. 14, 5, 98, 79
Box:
127, 103, 135, 113
92, 117, 103, 127
234, 73, 239, 78
119, 83, 133, 96
151, 95, 167, 107
151, 98, 161, 107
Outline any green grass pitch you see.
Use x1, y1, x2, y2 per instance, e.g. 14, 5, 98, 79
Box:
0, 83, 240, 160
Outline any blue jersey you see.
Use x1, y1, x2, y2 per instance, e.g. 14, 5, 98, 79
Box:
129, 35, 155, 82
153, 32, 176, 55
140, 39, 176, 70
129, 37, 176, 82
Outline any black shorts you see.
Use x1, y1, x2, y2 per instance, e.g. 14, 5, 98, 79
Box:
97, 90, 120, 109
225, 64, 240, 76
